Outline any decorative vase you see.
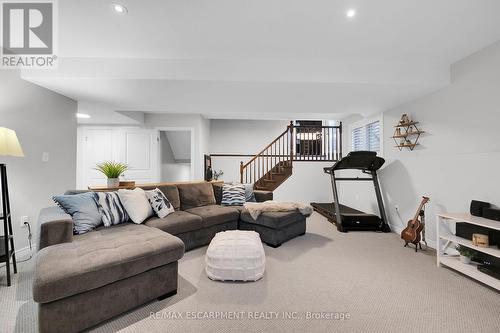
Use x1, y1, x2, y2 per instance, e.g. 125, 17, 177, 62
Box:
459, 255, 471, 264
107, 178, 120, 188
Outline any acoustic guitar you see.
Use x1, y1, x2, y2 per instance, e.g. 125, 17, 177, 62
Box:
401, 196, 430, 246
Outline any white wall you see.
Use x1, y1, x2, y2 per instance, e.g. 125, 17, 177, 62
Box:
0, 70, 77, 252
340, 41, 500, 248
159, 131, 191, 182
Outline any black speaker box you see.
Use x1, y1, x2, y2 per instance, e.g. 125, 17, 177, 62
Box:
470, 200, 490, 217
482, 207, 500, 222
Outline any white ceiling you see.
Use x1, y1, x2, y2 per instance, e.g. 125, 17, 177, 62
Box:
21, 0, 500, 122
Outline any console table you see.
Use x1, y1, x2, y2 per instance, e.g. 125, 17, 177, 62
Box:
436, 213, 500, 290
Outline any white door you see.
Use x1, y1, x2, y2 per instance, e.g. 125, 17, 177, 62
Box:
83, 128, 114, 187
118, 129, 159, 184
80, 127, 159, 188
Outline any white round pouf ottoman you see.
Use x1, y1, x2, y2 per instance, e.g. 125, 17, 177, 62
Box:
205, 230, 265, 282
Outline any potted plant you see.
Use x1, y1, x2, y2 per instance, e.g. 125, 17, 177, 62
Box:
213, 169, 224, 181
455, 245, 475, 264
95, 161, 128, 188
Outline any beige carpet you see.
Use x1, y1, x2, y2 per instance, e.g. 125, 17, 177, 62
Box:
1, 212, 499, 333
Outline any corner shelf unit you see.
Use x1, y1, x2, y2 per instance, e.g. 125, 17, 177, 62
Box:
392, 118, 424, 151
436, 213, 500, 290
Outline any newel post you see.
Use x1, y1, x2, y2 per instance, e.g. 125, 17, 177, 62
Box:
289, 121, 294, 164
240, 161, 244, 183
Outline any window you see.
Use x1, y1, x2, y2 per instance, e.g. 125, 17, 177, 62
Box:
351, 120, 381, 153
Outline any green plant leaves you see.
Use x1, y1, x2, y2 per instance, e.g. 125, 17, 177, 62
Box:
94, 161, 128, 178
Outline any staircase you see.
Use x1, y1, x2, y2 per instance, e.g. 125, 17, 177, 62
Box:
240, 121, 342, 191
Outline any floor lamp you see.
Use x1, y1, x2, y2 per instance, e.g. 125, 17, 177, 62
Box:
0, 127, 24, 286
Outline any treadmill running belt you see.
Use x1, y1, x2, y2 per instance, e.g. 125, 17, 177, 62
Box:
311, 202, 383, 231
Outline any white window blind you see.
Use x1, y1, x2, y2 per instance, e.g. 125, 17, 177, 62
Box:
351, 127, 365, 151
351, 120, 381, 152
367, 121, 380, 152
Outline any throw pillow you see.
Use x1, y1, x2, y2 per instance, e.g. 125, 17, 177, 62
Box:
52, 192, 102, 234
221, 183, 246, 206
145, 188, 175, 218
117, 188, 154, 224
244, 183, 257, 202
95, 191, 129, 227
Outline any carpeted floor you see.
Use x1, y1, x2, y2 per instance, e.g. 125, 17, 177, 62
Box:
1, 212, 499, 333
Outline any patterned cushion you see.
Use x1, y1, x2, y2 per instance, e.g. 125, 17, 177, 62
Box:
221, 183, 246, 206
95, 192, 129, 227
244, 183, 256, 202
145, 188, 175, 218
52, 192, 102, 234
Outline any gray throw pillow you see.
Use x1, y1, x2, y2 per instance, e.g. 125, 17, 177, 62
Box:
53, 192, 102, 234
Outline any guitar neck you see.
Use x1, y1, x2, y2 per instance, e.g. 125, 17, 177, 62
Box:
412, 198, 428, 222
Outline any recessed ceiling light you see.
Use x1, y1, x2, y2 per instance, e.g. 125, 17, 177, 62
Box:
112, 2, 128, 15
346, 9, 356, 18
76, 113, 91, 119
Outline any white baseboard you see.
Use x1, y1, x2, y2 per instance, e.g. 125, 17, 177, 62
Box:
14, 245, 36, 261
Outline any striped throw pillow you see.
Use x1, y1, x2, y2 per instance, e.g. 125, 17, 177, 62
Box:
221, 183, 246, 206
96, 191, 129, 227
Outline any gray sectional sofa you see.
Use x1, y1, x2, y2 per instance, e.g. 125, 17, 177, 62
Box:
34, 181, 307, 333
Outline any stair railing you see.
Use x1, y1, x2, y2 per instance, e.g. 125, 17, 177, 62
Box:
240, 121, 342, 184
240, 123, 293, 184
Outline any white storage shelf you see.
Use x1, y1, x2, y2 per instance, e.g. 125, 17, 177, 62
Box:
436, 213, 500, 291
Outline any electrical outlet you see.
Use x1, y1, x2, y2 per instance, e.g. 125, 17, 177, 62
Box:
20, 215, 30, 228
42, 152, 49, 162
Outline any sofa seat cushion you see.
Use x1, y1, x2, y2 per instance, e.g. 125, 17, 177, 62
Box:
186, 205, 239, 228
144, 211, 203, 235
240, 210, 305, 229
33, 223, 184, 304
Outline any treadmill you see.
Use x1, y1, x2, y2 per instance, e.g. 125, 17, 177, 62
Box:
311, 151, 391, 233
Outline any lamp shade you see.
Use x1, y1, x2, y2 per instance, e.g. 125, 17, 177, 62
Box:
0, 127, 24, 157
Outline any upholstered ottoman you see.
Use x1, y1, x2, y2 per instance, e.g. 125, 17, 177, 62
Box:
205, 230, 265, 281
239, 210, 307, 247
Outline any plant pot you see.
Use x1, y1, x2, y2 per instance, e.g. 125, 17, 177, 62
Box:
107, 178, 120, 188
459, 255, 471, 264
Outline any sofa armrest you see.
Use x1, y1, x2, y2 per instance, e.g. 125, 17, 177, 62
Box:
254, 190, 273, 202
37, 207, 73, 251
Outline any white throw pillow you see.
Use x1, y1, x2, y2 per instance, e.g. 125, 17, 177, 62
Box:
117, 188, 153, 224
145, 188, 175, 218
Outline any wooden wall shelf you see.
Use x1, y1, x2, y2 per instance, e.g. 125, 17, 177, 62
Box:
392, 114, 423, 151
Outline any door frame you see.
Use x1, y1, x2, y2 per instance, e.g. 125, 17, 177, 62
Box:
156, 127, 195, 181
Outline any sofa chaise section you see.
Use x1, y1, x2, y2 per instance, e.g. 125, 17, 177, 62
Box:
34, 211, 184, 333
239, 210, 307, 247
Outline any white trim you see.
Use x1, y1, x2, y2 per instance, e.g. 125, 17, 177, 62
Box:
348, 114, 384, 157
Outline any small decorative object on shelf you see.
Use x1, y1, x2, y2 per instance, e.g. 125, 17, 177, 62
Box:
212, 169, 224, 181
94, 161, 129, 188
472, 234, 489, 248
392, 113, 424, 151
119, 180, 135, 188
455, 245, 476, 264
